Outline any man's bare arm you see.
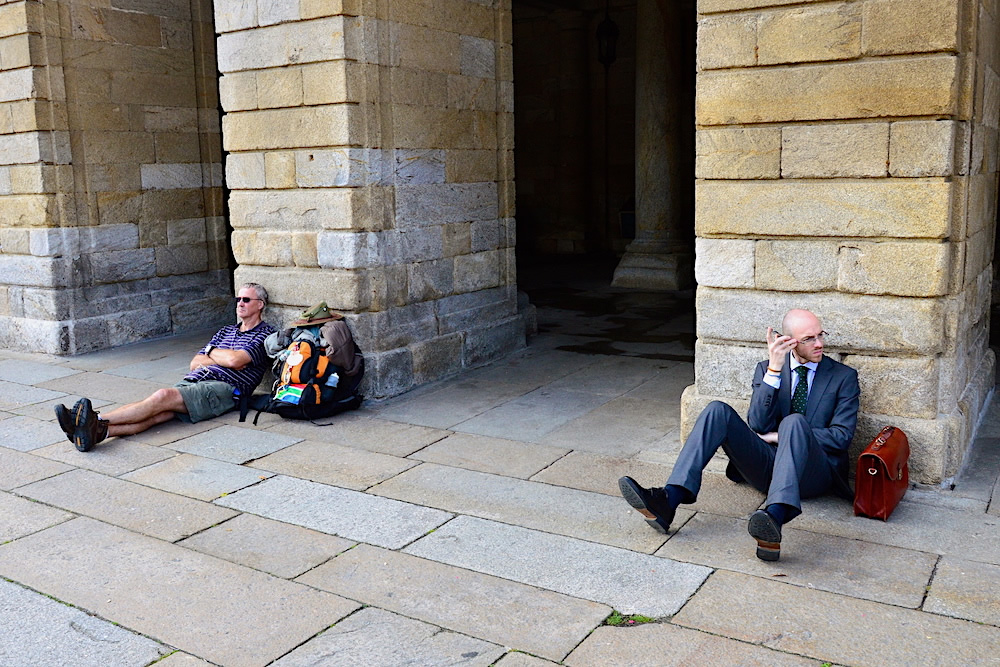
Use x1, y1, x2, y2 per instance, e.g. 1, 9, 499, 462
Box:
189, 349, 252, 371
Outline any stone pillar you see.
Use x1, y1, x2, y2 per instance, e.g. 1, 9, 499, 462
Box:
612, 0, 693, 290
218, 1, 524, 399
686, 0, 999, 485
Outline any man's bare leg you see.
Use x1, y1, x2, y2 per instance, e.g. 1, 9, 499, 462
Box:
102, 388, 188, 436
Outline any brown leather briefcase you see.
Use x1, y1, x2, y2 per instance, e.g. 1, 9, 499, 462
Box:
853, 426, 909, 520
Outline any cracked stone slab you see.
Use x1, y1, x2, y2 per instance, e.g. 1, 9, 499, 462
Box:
408, 432, 569, 479
0, 359, 82, 385
122, 453, 273, 501
0, 490, 74, 542
272, 606, 505, 666
371, 462, 684, 553
923, 556, 1000, 626
673, 570, 1000, 666
178, 513, 354, 579
33, 438, 176, 477
264, 414, 450, 457
0, 448, 71, 490
18, 469, 237, 542
0, 578, 170, 667
169, 425, 301, 464
297, 544, 611, 662
452, 387, 613, 442
36, 372, 167, 405
249, 439, 418, 490
656, 513, 936, 608
0, 517, 360, 667
405, 515, 711, 616
565, 623, 818, 666
216, 475, 452, 549
0, 415, 70, 452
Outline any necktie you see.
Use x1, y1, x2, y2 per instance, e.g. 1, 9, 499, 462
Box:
791, 366, 809, 414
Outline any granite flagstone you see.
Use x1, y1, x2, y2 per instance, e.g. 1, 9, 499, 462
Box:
216, 474, 453, 549
264, 414, 450, 457
11, 393, 112, 421
404, 515, 711, 616
271, 607, 505, 666
0, 415, 71, 451
0, 517, 360, 667
922, 556, 1000, 627
495, 653, 559, 666
248, 439, 418, 490
0, 490, 73, 542
168, 424, 301, 464
452, 387, 613, 442
126, 417, 220, 447
0, 447, 71, 490
0, 578, 170, 667
36, 372, 167, 404
122, 453, 273, 501
34, 438, 176, 476
296, 544, 611, 662
18, 469, 237, 542
371, 381, 528, 429
538, 395, 680, 455
0, 359, 81, 385
371, 462, 682, 552
543, 355, 667, 396
408, 431, 569, 478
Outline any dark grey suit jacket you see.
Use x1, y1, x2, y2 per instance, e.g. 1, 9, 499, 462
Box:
747, 354, 861, 491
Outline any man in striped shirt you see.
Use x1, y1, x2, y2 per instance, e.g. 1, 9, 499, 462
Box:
55, 283, 277, 452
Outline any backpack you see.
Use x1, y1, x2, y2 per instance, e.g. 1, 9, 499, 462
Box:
252, 322, 364, 424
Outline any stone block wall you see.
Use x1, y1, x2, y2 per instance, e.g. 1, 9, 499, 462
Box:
0, 0, 229, 355
218, 0, 523, 398
687, 0, 1000, 484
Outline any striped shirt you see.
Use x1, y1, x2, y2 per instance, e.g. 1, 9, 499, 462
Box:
183, 321, 276, 394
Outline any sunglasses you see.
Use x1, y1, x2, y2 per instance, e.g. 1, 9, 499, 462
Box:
234, 297, 262, 304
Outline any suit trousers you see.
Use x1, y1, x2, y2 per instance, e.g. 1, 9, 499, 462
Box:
666, 401, 834, 519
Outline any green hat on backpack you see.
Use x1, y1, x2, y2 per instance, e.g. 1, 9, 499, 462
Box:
291, 301, 343, 327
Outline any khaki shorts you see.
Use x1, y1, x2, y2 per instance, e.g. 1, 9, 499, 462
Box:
174, 380, 236, 423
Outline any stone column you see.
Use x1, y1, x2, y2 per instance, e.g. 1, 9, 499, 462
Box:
612, 0, 693, 290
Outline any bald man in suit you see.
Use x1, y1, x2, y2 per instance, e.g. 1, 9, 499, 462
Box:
619, 309, 860, 561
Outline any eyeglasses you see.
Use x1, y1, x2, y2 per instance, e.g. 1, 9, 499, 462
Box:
799, 332, 827, 345
234, 297, 263, 304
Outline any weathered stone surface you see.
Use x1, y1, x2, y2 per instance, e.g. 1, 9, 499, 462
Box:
0, 517, 359, 667
837, 241, 952, 297
0, 579, 169, 667
696, 14, 756, 70
923, 556, 1000, 626
698, 0, 808, 12
0, 415, 69, 452
781, 123, 888, 178
121, 453, 273, 501
169, 424, 302, 464
249, 439, 418, 490
396, 182, 498, 227
0, 490, 73, 542
692, 340, 765, 400
297, 544, 610, 662
695, 238, 754, 288
19, 469, 237, 541
217, 474, 453, 549
695, 127, 780, 179
412, 431, 567, 479
696, 180, 952, 239
757, 3, 861, 66
453, 385, 611, 442
697, 56, 958, 125
566, 623, 817, 667
539, 396, 680, 456
0, 447, 71, 490
217, 17, 351, 71
222, 105, 356, 151
890, 120, 956, 177
862, 0, 959, 56
842, 354, 938, 418
406, 515, 710, 617
178, 513, 354, 579
754, 239, 839, 292
674, 570, 1000, 665
33, 438, 176, 477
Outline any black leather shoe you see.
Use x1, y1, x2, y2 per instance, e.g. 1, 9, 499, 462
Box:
618, 476, 675, 534
54, 404, 74, 443
71, 398, 108, 453
748, 509, 782, 561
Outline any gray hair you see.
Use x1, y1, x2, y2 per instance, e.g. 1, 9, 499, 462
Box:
240, 282, 268, 309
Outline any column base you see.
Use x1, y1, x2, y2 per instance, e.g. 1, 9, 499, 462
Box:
611, 242, 694, 290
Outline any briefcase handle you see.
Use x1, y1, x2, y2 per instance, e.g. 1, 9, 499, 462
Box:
871, 426, 895, 451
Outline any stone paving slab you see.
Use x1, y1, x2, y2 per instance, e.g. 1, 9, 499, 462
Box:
372, 462, 683, 552
249, 439, 418, 490
122, 453, 273, 501
923, 556, 1000, 626
18, 469, 237, 542
0, 415, 71, 452
36, 371, 167, 404
797, 496, 1000, 565
34, 438, 177, 476
952, 436, 1000, 502
565, 622, 819, 666
265, 414, 449, 457
0, 517, 360, 667
0, 490, 74, 542
538, 396, 680, 455
405, 515, 711, 616
156, 653, 214, 666
0, 359, 82, 385
217, 475, 453, 549
462, 348, 598, 391
903, 487, 990, 513
411, 431, 569, 479
178, 513, 354, 579
543, 356, 667, 396
656, 513, 936, 608
57, 330, 211, 372
673, 570, 1000, 666
452, 387, 615, 442
369, 381, 526, 430
297, 544, 611, 662
495, 653, 559, 666
126, 417, 220, 447
623, 363, 694, 402
0, 447, 72, 490
272, 606, 505, 666
991, 476, 1000, 516
169, 424, 302, 464
10, 393, 113, 421
103, 354, 197, 384
0, 578, 169, 667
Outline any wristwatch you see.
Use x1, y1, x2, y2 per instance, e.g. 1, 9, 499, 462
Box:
205, 345, 215, 356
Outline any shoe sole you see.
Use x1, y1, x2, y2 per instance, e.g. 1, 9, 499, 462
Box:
72, 398, 94, 453
54, 404, 74, 444
618, 477, 669, 534
748, 511, 781, 562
